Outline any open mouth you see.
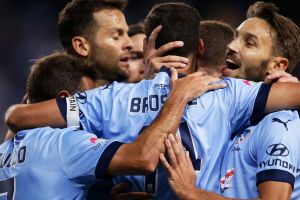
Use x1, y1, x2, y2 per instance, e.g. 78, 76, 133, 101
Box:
226, 59, 240, 70
120, 56, 130, 62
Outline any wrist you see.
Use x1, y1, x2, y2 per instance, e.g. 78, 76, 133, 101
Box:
168, 89, 190, 104
177, 186, 198, 200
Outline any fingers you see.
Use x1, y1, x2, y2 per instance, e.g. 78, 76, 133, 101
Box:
155, 41, 185, 56
168, 134, 184, 165
160, 153, 172, 177
206, 83, 227, 91
165, 137, 177, 167
277, 76, 299, 83
170, 67, 178, 89
147, 25, 162, 50
175, 135, 185, 153
159, 55, 189, 65
267, 70, 292, 79
149, 56, 189, 72
267, 71, 299, 83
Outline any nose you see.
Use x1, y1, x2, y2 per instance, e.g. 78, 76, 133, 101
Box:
227, 39, 238, 54
124, 34, 133, 51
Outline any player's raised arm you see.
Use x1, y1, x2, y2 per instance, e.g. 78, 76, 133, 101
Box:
106, 68, 226, 175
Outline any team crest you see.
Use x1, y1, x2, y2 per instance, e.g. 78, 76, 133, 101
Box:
235, 129, 252, 144
154, 83, 169, 94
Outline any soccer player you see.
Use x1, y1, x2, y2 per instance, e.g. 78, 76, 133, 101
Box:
160, 2, 300, 200
126, 22, 146, 83
0, 51, 221, 199
57, 0, 132, 86
197, 20, 236, 78
4, 2, 300, 199
58, 0, 186, 86
220, 2, 300, 199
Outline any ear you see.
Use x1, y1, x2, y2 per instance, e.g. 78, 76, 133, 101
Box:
198, 39, 204, 56
72, 36, 90, 57
57, 90, 71, 99
269, 57, 289, 72
143, 37, 148, 55
22, 94, 29, 104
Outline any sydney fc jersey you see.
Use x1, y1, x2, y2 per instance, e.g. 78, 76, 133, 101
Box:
0, 127, 122, 200
58, 68, 271, 199
220, 110, 300, 199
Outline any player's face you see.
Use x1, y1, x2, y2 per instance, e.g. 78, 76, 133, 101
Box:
88, 9, 133, 82
127, 33, 145, 83
225, 17, 276, 82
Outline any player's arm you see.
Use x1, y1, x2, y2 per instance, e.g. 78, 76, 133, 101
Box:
159, 134, 282, 200
257, 182, 291, 200
5, 99, 66, 132
252, 112, 297, 200
159, 134, 238, 200
107, 68, 226, 175
265, 82, 300, 113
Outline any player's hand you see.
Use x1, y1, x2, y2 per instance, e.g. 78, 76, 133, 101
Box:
170, 67, 227, 102
143, 25, 189, 79
110, 182, 152, 200
160, 134, 196, 200
266, 70, 299, 83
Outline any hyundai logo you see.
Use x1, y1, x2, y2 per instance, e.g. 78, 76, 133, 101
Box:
266, 143, 289, 157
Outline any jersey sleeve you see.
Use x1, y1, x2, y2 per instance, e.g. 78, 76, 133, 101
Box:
58, 129, 123, 184
253, 111, 300, 188
223, 78, 272, 132
57, 70, 171, 137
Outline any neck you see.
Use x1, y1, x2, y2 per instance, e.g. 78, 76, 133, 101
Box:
177, 53, 197, 75
95, 79, 111, 87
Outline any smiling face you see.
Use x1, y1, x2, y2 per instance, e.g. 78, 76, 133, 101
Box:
88, 8, 133, 82
225, 17, 278, 82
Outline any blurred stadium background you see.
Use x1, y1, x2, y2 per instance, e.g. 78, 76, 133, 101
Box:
0, 0, 298, 141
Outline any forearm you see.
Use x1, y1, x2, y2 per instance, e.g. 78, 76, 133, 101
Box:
135, 91, 189, 169
266, 82, 300, 113
108, 91, 189, 176
5, 99, 66, 132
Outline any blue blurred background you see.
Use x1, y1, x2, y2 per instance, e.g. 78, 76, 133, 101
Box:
0, 0, 298, 141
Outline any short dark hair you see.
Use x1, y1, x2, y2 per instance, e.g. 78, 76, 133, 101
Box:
144, 3, 201, 57
128, 22, 145, 37
199, 20, 234, 66
58, 0, 127, 55
247, 1, 300, 72
27, 51, 95, 103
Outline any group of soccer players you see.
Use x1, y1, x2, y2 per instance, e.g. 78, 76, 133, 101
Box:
1, 0, 300, 199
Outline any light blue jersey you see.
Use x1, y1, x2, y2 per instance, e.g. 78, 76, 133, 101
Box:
220, 110, 300, 199
0, 127, 122, 200
58, 68, 271, 199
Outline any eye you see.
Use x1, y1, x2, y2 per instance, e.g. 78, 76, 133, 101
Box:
112, 34, 120, 40
245, 40, 256, 47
